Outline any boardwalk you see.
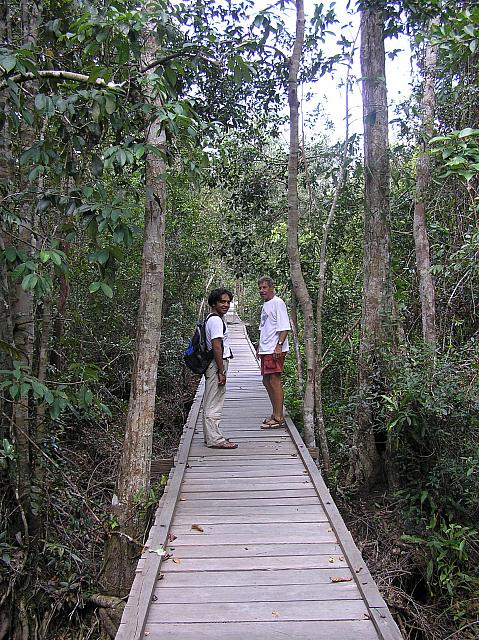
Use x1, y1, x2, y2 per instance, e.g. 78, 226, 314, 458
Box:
117, 314, 402, 640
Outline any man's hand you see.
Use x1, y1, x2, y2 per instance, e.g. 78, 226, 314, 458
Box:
273, 344, 283, 361
217, 371, 226, 386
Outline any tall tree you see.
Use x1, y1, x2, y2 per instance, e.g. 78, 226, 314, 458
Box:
287, 0, 316, 449
349, 4, 395, 487
414, 24, 437, 348
102, 23, 167, 598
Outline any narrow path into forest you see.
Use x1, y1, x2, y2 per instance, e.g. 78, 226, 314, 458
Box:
116, 313, 402, 640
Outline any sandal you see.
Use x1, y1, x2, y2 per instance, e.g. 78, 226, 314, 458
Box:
262, 416, 275, 425
260, 419, 286, 430
208, 440, 238, 449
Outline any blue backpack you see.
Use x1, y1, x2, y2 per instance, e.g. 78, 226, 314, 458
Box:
183, 314, 226, 375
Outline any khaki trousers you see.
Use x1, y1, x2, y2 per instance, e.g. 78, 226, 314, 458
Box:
203, 359, 229, 446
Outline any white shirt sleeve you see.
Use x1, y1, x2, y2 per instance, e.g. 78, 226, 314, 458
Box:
275, 298, 291, 331
205, 316, 224, 351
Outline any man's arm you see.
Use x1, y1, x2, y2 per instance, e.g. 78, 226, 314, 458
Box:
273, 329, 289, 360
212, 337, 226, 385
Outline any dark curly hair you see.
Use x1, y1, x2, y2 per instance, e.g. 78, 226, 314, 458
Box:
208, 288, 233, 306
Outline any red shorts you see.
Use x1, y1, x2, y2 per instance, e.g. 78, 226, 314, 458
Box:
260, 353, 286, 375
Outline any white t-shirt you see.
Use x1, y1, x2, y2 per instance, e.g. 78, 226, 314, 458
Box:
205, 314, 231, 358
259, 296, 291, 354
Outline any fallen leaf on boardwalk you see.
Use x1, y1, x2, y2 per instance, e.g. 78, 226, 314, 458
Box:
328, 557, 335, 563
330, 576, 353, 583
149, 547, 166, 556
172, 557, 180, 564
168, 532, 177, 542
272, 611, 280, 617
339, 556, 344, 561
158, 573, 165, 580
179, 497, 186, 501
191, 524, 204, 532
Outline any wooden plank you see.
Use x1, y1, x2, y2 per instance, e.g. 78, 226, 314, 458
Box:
183, 468, 309, 478
141, 600, 369, 623
150, 567, 354, 587
163, 543, 341, 558
178, 489, 317, 500
160, 555, 346, 571
150, 458, 174, 477
174, 505, 324, 517
173, 497, 320, 508
172, 512, 328, 524
180, 480, 312, 491
187, 456, 301, 466
170, 522, 331, 536
189, 444, 296, 455
167, 531, 337, 545
141, 620, 380, 640
149, 582, 362, 603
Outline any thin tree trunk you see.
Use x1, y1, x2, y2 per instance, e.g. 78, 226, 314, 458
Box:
32, 297, 52, 532
348, 7, 394, 488
289, 288, 304, 397
287, 0, 316, 448
414, 29, 437, 348
102, 28, 167, 598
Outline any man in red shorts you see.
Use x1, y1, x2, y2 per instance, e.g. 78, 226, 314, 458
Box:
256, 276, 291, 429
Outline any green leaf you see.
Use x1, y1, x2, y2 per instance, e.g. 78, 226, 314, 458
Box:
100, 282, 113, 298
96, 248, 110, 265
49, 251, 62, 266
39, 250, 50, 263
21, 273, 38, 291
34, 94, 47, 112
89, 281, 101, 293
50, 400, 61, 420
4, 246, 17, 262
92, 101, 101, 122
36, 198, 51, 213
0, 340, 23, 359
31, 379, 45, 400
116, 149, 127, 167
105, 95, 116, 114
0, 55, 16, 73
458, 128, 479, 138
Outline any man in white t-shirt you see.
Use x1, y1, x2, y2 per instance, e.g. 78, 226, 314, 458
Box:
203, 288, 238, 449
256, 276, 291, 429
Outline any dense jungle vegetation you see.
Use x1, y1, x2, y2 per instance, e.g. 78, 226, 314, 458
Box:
0, 0, 478, 637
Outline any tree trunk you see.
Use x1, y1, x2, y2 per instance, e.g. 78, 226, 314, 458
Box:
349, 6, 394, 488
414, 29, 437, 348
102, 29, 167, 598
289, 288, 304, 397
287, 0, 316, 449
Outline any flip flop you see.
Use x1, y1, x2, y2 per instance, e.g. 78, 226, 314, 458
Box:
260, 420, 286, 430
208, 440, 238, 449
262, 416, 275, 425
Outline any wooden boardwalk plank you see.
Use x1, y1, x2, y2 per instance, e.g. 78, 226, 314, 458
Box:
141, 600, 369, 623
115, 314, 401, 640
139, 620, 380, 640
